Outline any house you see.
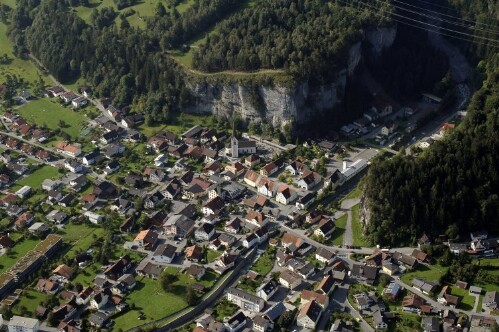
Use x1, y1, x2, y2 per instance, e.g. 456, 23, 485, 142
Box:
88, 312, 110, 329
201, 196, 225, 216
411, 248, 430, 263
36, 279, 59, 294
0, 235, 14, 249
373, 310, 387, 330
100, 130, 119, 144
121, 114, 144, 128
418, 233, 431, 248
163, 214, 195, 238
402, 294, 426, 313
421, 317, 440, 332
382, 259, 399, 276
187, 264, 205, 280
260, 162, 278, 177
301, 290, 329, 308
448, 242, 468, 255
82, 150, 101, 166
281, 232, 306, 254
225, 217, 243, 234
84, 211, 103, 224
256, 279, 279, 302
90, 290, 109, 310
483, 291, 499, 310
245, 154, 260, 167
7, 316, 40, 332
244, 210, 267, 228
257, 178, 278, 198
104, 160, 120, 174
54, 141, 81, 157
64, 159, 82, 173
276, 185, 297, 205
15, 212, 35, 228
185, 245, 204, 262
61, 91, 78, 103
104, 255, 132, 280
315, 247, 335, 264
316, 274, 336, 295
253, 315, 273, 332
298, 171, 322, 190
470, 230, 488, 241
296, 300, 322, 329
381, 120, 397, 136
314, 218, 335, 239
195, 223, 216, 241
145, 192, 165, 209
412, 278, 438, 295
469, 286, 482, 296
42, 179, 61, 191
296, 193, 316, 210
162, 179, 182, 200
351, 264, 378, 284
16, 185, 32, 199
279, 270, 302, 290
243, 233, 258, 249
392, 251, 418, 269
244, 170, 261, 187
53, 264, 75, 280
214, 252, 238, 274
136, 260, 163, 279
133, 230, 159, 250
227, 287, 264, 312
104, 143, 125, 158
93, 181, 117, 199
28, 222, 49, 235
383, 283, 402, 300
71, 96, 88, 108
437, 286, 460, 308
224, 311, 247, 332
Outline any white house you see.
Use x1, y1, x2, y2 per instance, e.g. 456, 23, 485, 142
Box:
7, 316, 40, 332
84, 211, 103, 224
276, 185, 297, 205
152, 244, 177, 264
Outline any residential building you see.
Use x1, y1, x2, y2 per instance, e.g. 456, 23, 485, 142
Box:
7, 316, 40, 332
279, 270, 302, 290
296, 300, 322, 329
256, 279, 279, 302
227, 287, 264, 312
153, 244, 177, 264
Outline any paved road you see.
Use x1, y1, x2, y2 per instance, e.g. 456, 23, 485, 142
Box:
343, 210, 353, 247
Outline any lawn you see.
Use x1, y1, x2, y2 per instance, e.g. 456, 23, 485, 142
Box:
351, 204, 370, 247
342, 185, 363, 201
72, 263, 103, 286
252, 250, 275, 277
450, 286, 476, 311
330, 213, 347, 246
16, 98, 88, 138
113, 276, 189, 330
57, 222, 107, 258
15, 165, 62, 189
206, 249, 221, 263
400, 263, 448, 286
474, 258, 499, 291
138, 113, 214, 138
11, 289, 49, 317
0, 22, 47, 86
164, 267, 218, 289
0, 239, 39, 274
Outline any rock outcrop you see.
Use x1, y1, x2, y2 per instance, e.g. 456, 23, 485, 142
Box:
185, 26, 397, 129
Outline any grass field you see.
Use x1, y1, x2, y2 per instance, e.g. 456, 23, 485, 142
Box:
206, 249, 221, 263
450, 286, 476, 311
474, 258, 499, 291
252, 251, 275, 277
113, 276, 188, 330
351, 204, 370, 247
330, 213, 347, 246
0, 239, 39, 274
0, 22, 47, 86
342, 185, 363, 201
400, 263, 448, 286
15, 165, 61, 189
11, 289, 49, 317
74, 0, 195, 29
16, 98, 88, 138
58, 222, 107, 258
138, 113, 213, 137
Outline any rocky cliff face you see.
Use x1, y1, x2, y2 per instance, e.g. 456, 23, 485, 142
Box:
185, 26, 397, 129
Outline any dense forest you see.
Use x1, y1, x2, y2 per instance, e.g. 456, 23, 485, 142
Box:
192, 0, 389, 82
362, 54, 499, 246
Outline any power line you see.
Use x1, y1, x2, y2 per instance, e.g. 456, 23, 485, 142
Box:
334, 0, 499, 49
393, 0, 499, 30
388, 0, 499, 35
336, 0, 499, 44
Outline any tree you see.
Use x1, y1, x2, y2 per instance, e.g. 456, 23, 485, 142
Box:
379, 274, 390, 288
278, 309, 296, 329
186, 286, 198, 305
159, 272, 176, 291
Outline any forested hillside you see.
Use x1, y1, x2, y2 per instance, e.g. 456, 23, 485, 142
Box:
362, 55, 499, 246
192, 0, 389, 81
